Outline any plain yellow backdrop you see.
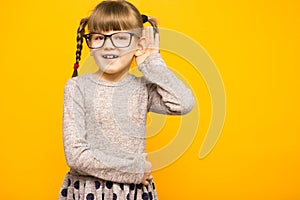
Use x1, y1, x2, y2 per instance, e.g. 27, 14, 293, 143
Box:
1, 0, 300, 199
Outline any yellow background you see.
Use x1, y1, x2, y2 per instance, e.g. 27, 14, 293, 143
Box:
1, 0, 299, 199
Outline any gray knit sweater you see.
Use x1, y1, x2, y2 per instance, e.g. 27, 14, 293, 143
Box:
63, 53, 194, 184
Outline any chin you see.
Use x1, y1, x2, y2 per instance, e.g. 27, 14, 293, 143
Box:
103, 69, 119, 74
100, 64, 120, 73
95, 58, 131, 76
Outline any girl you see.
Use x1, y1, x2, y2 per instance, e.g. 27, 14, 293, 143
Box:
59, 0, 194, 199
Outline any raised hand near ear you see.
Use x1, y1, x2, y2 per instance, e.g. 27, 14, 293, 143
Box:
135, 26, 159, 66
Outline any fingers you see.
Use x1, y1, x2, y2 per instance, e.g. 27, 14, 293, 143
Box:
148, 175, 153, 180
141, 174, 153, 186
144, 26, 159, 49
154, 33, 159, 49
147, 26, 155, 45
142, 179, 149, 186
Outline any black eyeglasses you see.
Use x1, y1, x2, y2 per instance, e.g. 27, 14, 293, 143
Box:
83, 32, 137, 49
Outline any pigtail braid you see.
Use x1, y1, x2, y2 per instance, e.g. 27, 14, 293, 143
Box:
148, 17, 158, 33
72, 17, 89, 78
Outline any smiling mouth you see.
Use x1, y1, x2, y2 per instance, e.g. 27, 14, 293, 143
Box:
103, 55, 119, 59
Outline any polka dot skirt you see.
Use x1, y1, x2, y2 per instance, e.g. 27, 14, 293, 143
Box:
59, 172, 158, 200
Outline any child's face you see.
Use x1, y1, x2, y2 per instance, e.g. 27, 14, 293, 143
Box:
89, 30, 143, 79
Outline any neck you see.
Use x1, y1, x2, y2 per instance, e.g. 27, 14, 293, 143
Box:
95, 67, 130, 82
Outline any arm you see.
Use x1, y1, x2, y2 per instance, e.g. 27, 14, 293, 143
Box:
62, 78, 144, 184
136, 27, 194, 115
139, 53, 195, 115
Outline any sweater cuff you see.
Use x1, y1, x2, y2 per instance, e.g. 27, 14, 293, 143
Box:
138, 53, 166, 70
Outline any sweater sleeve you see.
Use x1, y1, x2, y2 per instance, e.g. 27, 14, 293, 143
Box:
138, 53, 195, 115
62, 78, 144, 184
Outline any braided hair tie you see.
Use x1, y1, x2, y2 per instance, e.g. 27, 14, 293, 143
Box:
72, 63, 80, 77
141, 14, 148, 23
73, 63, 79, 70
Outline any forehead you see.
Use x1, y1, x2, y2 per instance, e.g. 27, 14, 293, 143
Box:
88, 12, 143, 35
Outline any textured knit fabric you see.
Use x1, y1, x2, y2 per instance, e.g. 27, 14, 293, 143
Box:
59, 53, 195, 200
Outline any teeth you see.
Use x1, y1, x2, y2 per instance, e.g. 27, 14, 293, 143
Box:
103, 55, 118, 59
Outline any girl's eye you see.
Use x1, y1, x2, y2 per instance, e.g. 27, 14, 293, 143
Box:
92, 35, 104, 40
114, 34, 130, 40
116, 36, 127, 40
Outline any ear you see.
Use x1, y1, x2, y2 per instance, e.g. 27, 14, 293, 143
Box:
135, 37, 146, 57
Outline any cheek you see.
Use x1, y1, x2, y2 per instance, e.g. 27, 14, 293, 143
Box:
120, 45, 138, 57
90, 49, 96, 56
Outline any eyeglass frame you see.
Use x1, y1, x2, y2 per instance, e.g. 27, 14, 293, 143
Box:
83, 31, 139, 49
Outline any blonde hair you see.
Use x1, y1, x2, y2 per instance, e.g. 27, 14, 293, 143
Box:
72, 0, 158, 77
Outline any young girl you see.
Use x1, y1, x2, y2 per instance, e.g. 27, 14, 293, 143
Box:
59, 0, 194, 199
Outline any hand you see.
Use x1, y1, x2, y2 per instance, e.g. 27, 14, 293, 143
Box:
141, 154, 153, 186
142, 160, 153, 186
135, 26, 160, 66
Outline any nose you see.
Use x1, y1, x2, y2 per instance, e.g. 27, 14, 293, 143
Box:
102, 36, 115, 49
